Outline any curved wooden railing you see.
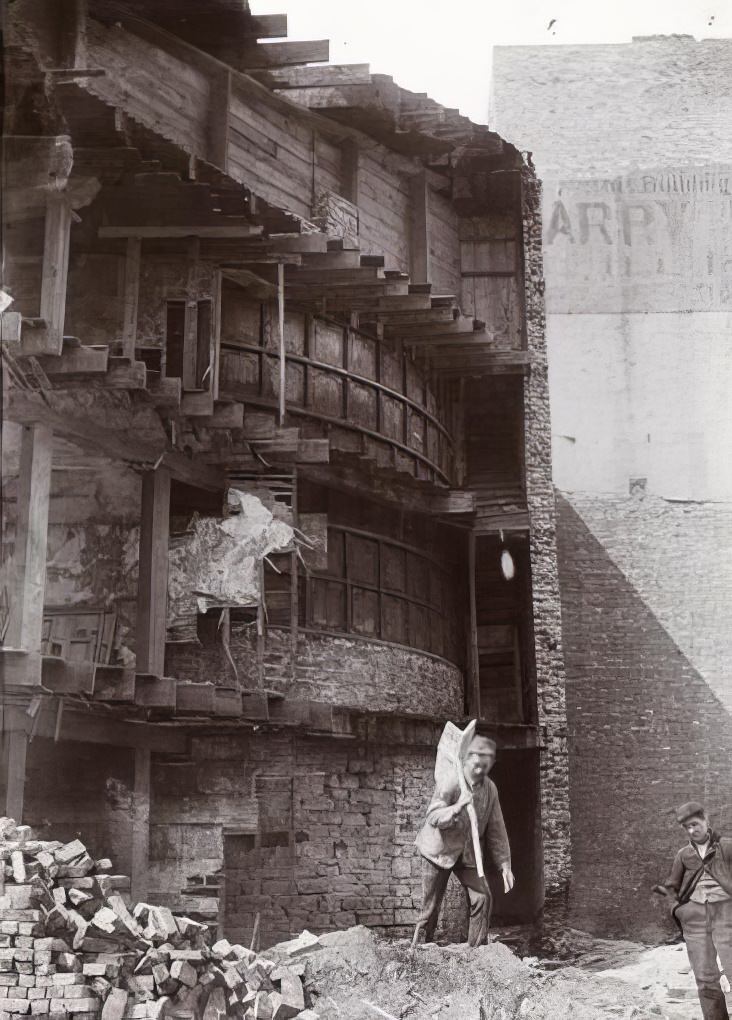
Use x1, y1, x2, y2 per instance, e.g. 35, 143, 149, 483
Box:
220, 311, 456, 484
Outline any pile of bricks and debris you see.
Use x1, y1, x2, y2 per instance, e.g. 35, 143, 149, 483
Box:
0, 818, 316, 1019
1, 817, 713, 1020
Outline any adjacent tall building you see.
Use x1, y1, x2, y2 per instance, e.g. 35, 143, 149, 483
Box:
491, 35, 732, 937
1, 1, 568, 945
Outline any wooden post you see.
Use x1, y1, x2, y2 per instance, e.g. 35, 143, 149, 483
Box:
40, 195, 72, 353
131, 747, 151, 902
57, 0, 87, 68
467, 530, 480, 719
277, 262, 286, 425
409, 171, 430, 285
121, 237, 141, 360
2, 731, 29, 823
136, 468, 171, 676
209, 68, 232, 171
6, 425, 53, 674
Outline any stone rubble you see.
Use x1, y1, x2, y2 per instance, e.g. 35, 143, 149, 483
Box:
0, 818, 315, 1019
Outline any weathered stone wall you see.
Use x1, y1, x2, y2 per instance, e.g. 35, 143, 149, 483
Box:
166, 626, 465, 719
149, 730, 533, 948
521, 168, 571, 905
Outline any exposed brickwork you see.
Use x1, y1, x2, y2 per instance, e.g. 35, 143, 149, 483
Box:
166, 626, 465, 718
149, 730, 534, 947
556, 493, 732, 939
521, 168, 571, 903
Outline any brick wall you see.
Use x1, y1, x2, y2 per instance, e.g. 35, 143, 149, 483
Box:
492, 37, 732, 936
148, 730, 536, 948
556, 493, 732, 939
166, 626, 465, 718
521, 168, 571, 905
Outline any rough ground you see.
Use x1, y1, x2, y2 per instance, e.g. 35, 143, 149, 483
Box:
268, 926, 732, 1020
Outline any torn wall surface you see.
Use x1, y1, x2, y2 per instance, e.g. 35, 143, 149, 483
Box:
167, 489, 295, 642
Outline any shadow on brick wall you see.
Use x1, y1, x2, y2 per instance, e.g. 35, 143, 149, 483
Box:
556, 493, 732, 941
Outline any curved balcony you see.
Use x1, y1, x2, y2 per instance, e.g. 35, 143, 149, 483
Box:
300, 524, 463, 665
220, 307, 457, 484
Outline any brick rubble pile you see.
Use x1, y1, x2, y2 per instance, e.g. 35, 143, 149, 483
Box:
0, 818, 318, 1019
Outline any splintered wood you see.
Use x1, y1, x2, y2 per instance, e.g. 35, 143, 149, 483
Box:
0, 818, 318, 1019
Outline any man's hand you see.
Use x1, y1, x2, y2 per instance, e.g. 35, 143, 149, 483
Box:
501, 863, 515, 893
456, 789, 473, 810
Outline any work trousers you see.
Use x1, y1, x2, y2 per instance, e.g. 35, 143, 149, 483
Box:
676, 899, 732, 1020
416, 854, 492, 947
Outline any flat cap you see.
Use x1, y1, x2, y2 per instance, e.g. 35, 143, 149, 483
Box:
676, 801, 706, 823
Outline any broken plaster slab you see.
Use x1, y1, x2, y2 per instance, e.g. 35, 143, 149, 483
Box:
167, 489, 295, 642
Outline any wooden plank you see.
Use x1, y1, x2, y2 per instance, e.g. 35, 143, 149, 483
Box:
121, 237, 141, 360
241, 40, 329, 69
1, 704, 188, 752
136, 469, 171, 676
131, 747, 151, 902
2, 732, 28, 823
409, 171, 430, 285
247, 13, 288, 38
467, 530, 480, 719
6, 426, 52, 669
255, 63, 371, 89
98, 225, 263, 238
39, 196, 72, 353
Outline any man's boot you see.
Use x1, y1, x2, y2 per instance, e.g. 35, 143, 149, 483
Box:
697, 986, 729, 1020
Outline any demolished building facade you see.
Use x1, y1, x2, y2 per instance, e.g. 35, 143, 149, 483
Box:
2, 0, 568, 946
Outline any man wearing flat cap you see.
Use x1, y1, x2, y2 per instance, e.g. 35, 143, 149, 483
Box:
658, 801, 732, 1020
414, 730, 514, 946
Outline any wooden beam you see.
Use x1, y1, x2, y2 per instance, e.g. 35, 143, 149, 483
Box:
246, 13, 288, 38
255, 62, 371, 89
136, 468, 171, 677
131, 747, 151, 902
242, 39, 329, 69
121, 237, 141, 360
1, 731, 29, 823
57, 0, 87, 68
39, 196, 72, 353
1, 704, 188, 752
6, 426, 52, 677
5, 389, 167, 467
98, 225, 263, 239
409, 171, 430, 285
467, 530, 480, 719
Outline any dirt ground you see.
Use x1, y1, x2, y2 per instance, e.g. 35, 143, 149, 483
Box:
268, 925, 732, 1020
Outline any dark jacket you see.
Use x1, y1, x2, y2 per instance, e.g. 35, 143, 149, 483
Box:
663, 832, 732, 904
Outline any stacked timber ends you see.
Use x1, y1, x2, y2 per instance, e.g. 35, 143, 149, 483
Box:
0, 818, 318, 1019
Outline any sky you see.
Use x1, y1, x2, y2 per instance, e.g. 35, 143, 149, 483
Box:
252, 0, 732, 122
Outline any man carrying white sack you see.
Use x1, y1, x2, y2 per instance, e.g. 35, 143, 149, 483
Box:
414, 721, 515, 946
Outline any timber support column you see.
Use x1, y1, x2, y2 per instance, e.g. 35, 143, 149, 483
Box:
136, 467, 171, 676
467, 529, 480, 718
2, 423, 52, 819
6, 423, 53, 677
